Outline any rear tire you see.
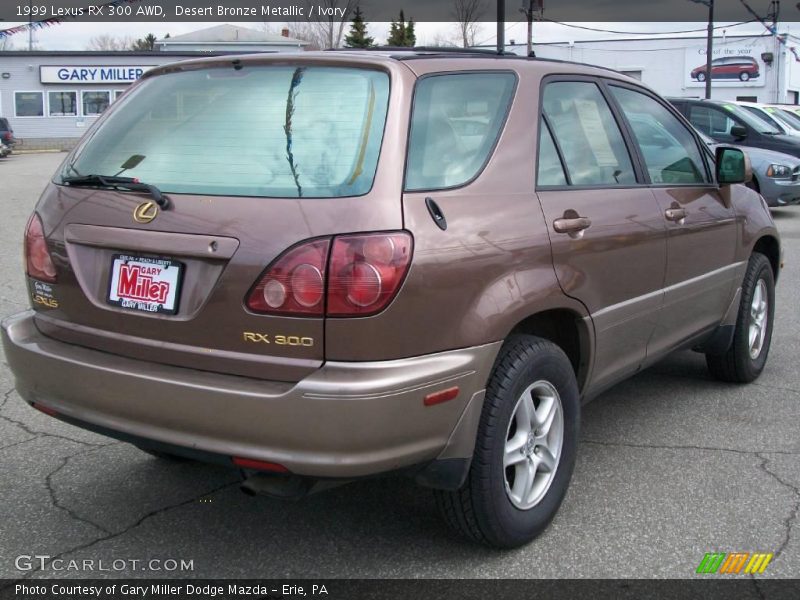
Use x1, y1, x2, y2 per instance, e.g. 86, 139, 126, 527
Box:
706, 253, 775, 383
435, 335, 580, 548
740, 72, 751, 82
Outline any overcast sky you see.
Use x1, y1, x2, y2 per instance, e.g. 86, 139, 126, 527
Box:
0, 20, 792, 50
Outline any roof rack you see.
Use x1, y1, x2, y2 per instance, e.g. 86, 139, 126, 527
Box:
326, 46, 509, 56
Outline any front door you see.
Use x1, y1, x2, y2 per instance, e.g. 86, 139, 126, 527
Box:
536, 78, 668, 391
607, 84, 740, 357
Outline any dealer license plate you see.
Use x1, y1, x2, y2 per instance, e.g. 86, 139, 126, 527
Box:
107, 254, 183, 315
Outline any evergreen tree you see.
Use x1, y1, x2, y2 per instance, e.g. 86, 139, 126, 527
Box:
344, 6, 374, 48
131, 33, 157, 51
386, 10, 415, 47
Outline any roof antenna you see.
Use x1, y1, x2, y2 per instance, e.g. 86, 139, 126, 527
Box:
497, 0, 505, 54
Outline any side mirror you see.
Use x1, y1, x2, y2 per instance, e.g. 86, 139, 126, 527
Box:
730, 124, 748, 139
716, 146, 751, 185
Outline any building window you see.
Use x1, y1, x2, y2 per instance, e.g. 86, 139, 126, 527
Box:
48, 91, 78, 116
14, 91, 44, 117
114, 90, 125, 102
736, 96, 758, 102
82, 91, 111, 116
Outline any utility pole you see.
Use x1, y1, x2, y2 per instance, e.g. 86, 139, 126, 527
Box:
497, 0, 505, 54
689, 0, 714, 99
520, 0, 541, 57
703, 0, 714, 99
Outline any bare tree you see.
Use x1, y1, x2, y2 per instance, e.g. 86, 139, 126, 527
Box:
452, 0, 486, 47
86, 34, 134, 51
289, 0, 357, 49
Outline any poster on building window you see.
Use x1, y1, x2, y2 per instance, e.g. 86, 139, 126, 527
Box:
684, 41, 767, 88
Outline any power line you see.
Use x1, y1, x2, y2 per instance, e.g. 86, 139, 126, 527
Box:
539, 18, 759, 36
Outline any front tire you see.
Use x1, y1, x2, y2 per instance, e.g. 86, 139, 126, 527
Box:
706, 252, 775, 383
697, 72, 707, 82
435, 335, 580, 548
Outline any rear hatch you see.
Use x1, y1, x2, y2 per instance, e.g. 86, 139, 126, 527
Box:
31, 56, 409, 382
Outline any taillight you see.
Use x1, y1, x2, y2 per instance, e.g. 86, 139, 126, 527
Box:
327, 232, 412, 316
2, 132, 10, 141
24, 213, 57, 283
246, 239, 330, 316
246, 232, 413, 317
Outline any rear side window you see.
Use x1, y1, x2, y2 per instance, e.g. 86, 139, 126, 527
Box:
405, 72, 516, 191
63, 67, 390, 198
610, 86, 708, 185
537, 122, 568, 186
542, 81, 636, 186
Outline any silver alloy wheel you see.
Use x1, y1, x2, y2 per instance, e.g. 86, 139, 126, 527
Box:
503, 380, 564, 510
749, 279, 769, 359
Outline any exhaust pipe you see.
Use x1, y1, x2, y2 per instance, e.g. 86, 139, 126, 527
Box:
240, 473, 348, 500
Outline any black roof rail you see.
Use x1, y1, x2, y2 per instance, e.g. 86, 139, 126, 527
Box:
326, 45, 511, 56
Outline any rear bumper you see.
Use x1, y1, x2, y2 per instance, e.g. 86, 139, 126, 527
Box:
2, 311, 499, 480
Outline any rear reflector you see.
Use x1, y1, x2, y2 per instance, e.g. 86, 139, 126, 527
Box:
424, 386, 460, 406
232, 456, 290, 473
31, 402, 59, 417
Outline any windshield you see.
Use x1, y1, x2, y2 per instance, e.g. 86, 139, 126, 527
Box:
61, 66, 390, 198
765, 107, 800, 131
719, 103, 782, 134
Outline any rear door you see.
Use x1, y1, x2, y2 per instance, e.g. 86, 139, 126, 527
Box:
536, 77, 667, 391
607, 83, 739, 356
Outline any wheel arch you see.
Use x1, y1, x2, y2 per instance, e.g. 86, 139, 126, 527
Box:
506, 309, 592, 395
752, 235, 781, 283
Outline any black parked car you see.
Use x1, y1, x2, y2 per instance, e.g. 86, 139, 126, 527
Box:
0, 118, 16, 153
668, 98, 800, 158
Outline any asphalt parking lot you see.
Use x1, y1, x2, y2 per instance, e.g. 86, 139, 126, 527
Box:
0, 152, 798, 580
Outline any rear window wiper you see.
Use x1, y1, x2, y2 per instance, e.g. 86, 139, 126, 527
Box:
61, 174, 170, 209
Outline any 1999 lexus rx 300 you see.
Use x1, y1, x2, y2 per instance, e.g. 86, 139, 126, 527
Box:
2, 50, 780, 547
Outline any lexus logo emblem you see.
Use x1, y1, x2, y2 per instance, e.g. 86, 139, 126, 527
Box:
133, 201, 158, 224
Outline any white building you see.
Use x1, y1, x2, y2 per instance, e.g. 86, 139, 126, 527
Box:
154, 24, 308, 53
492, 33, 800, 104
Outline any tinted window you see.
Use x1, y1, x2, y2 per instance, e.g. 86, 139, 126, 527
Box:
64, 67, 390, 198
542, 81, 636, 186
611, 86, 707, 184
405, 73, 516, 191
537, 121, 568, 186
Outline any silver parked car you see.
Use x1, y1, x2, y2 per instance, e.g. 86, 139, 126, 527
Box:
699, 132, 800, 207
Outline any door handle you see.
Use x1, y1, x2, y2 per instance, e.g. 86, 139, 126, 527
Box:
665, 208, 687, 223
553, 216, 592, 235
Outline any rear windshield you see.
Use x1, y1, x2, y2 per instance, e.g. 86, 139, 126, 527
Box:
61, 66, 390, 198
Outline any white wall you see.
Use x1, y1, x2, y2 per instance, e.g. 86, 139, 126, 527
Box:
508, 35, 788, 104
